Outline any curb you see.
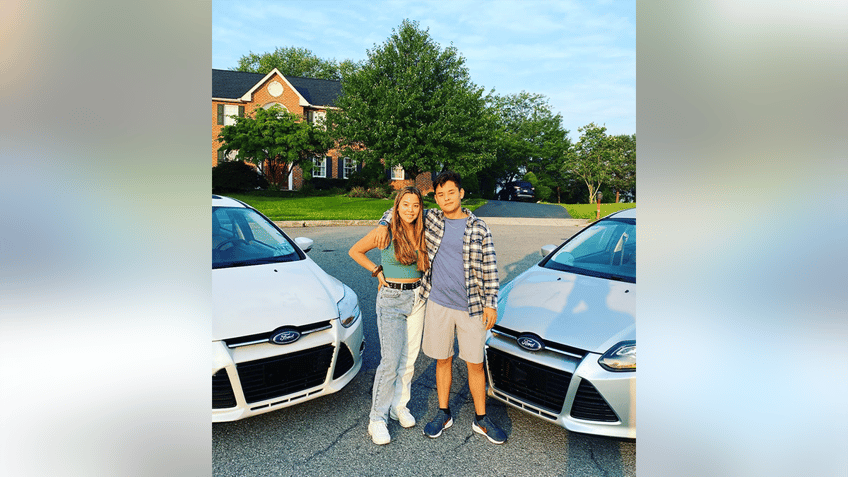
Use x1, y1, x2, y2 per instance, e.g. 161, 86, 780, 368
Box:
275, 218, 589, 228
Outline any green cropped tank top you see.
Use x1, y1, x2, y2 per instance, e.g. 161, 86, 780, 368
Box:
381, 233, 423, 280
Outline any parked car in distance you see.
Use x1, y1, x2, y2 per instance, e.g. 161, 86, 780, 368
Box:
485, 208, 635, 439
497, 180, 535, 202
212, 195, 364, 422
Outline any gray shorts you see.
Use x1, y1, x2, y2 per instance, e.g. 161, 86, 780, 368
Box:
422, 300, 486, 364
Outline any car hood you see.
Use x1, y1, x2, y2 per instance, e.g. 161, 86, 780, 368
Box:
497, 266, 635, 354
212, 258, 344, 341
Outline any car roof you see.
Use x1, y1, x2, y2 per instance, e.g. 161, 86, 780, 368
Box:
212, 194, 247, 208
606, 207, 636, 219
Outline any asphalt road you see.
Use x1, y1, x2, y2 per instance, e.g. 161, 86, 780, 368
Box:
474, 200, 572, 218
212, 219, 635, 477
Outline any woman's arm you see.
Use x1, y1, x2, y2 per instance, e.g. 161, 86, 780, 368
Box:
348, 227, 389, 287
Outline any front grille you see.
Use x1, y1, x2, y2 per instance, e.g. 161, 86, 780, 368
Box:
486, 347, 572, 413
224, 320, 333, 348
212, 369, 237, 409
236, 344, 334, 403
570, 379, 619, 422
492, 325, 588, 358
332, 344, 355, 379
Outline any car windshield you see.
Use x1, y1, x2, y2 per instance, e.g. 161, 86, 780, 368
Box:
542, 218, 635, 283
213, 206, 302, 269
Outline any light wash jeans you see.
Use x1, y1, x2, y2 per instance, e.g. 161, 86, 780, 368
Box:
370, 286, 425, 424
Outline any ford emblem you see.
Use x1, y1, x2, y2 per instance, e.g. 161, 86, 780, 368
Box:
517, 334, 544, 352
270, 328, 301, 345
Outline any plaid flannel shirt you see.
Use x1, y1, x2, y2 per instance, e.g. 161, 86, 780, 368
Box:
381, 207, 499, 323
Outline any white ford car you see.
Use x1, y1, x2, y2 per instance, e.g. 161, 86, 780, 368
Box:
212, 195, 364, 422
485, 208, 636, 439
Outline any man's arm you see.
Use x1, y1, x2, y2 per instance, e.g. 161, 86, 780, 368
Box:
374, 208, 393, 249
483, 307, 498, 330
479, 223, 499, 325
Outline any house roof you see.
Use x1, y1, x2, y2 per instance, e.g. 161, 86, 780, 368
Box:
212, 69, 342, 107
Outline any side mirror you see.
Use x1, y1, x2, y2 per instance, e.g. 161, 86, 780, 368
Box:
541, 244, 557, 257
294, 237, 314, 253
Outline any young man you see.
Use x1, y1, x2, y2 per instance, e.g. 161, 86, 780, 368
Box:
377, 171, 506, 444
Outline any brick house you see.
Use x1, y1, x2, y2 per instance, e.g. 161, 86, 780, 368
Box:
212, 68, 433, 193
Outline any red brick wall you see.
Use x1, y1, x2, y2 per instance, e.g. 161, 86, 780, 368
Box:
214, 72, 337, 190
213, 72, 308, 167
391, 172, 434, 194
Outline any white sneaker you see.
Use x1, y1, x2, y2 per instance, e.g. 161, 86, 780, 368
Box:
389, 407, 416, 428
368, 420, 391, 445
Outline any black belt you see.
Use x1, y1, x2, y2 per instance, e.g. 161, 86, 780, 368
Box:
385, 280, 421, 290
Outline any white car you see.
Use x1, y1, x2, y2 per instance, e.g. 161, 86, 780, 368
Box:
485, 208, 635, 439
212, 195, 364, 422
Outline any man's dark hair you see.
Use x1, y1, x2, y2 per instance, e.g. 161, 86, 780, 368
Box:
433, 170, 462, 192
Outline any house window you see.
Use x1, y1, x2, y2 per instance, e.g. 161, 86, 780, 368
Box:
217, 149, 237, 165
306, 110, 326, 129
221, 104, 243, 126
343, 157, 355, 179
313, 156, 326, 178
391, 164, 405, 181
217, 104, 244, 125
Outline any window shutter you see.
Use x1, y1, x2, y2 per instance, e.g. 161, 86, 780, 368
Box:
386, 168, 392, 180
326, 156, 333, 178
217, 104, 224, 125
238, 106, 245, 117
357, 162, 362, 173
338, 157, 344, 179
217, 149, 224, 164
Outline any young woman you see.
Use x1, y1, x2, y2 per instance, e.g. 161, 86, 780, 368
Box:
348, 186, 430, 445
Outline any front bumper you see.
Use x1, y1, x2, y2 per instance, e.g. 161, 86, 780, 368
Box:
212, 313, 364, 422
485, 330, 635, 439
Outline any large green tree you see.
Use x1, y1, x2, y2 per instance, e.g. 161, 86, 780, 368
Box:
562, 122, 617, 204
483, 91, 570, 201
236, 46, 360, 80
606, 133, 636, 202
217, 105, 330, 188
327, 19, 496, 179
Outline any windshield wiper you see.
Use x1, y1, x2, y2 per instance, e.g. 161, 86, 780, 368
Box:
214, 256, 290, 268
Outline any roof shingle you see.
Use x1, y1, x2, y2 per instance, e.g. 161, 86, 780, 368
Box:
212, 69, 341, 107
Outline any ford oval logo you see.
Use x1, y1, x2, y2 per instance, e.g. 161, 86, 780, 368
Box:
517, 334, 544, 352
270, 328, 301, 345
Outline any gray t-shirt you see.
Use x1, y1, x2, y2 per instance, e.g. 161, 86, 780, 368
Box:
428, 217, 467, 311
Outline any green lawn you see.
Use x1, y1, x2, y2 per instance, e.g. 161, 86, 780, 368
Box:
554, 202, 636, 220
226, 192, 487, 221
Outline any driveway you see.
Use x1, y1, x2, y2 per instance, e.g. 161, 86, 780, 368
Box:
474, 200, 572, 218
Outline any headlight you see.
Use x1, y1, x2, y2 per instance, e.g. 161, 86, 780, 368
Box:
598, 340, 635, 372
337, 286, 360, 328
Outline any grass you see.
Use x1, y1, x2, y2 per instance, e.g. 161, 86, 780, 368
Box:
559, 202, 636, 220
226, 192, 487, 221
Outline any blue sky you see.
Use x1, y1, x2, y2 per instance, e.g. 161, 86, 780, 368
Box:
212, 0, 635, 141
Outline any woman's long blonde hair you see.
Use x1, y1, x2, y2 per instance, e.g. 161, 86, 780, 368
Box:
391, 186, 430, 272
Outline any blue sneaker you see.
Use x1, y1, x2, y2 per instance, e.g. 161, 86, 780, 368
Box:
472, 415, 506, 444
422, 410, 453, 438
